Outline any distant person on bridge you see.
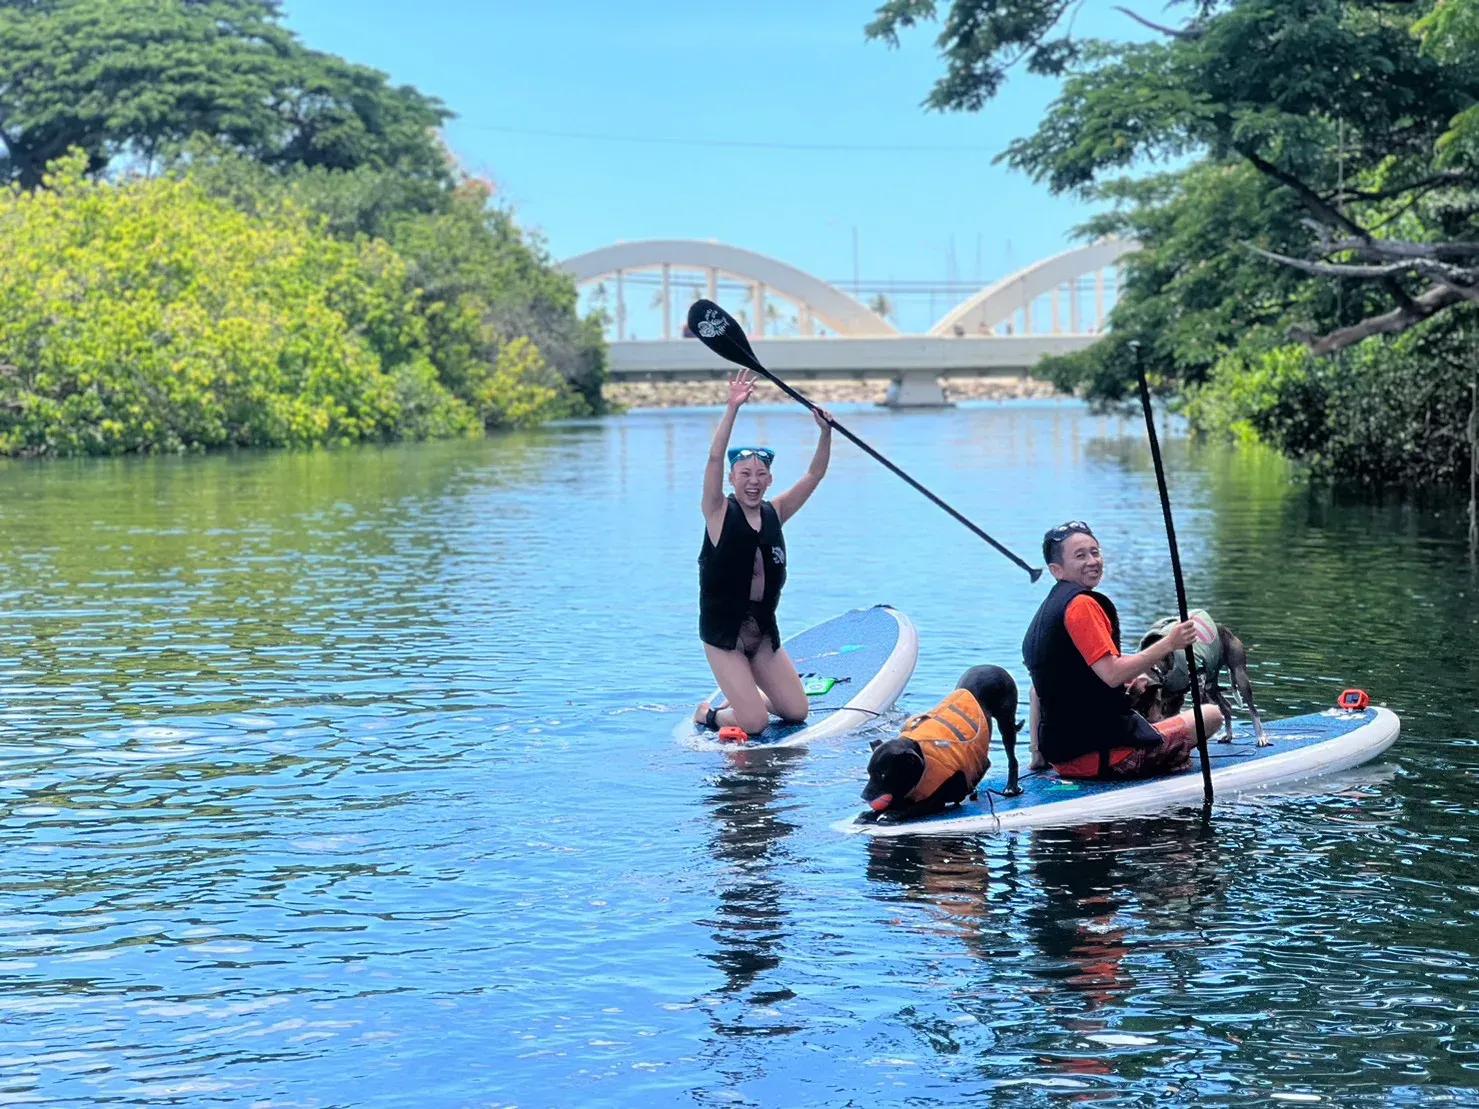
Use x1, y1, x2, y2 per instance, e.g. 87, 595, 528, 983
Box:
1023, 521, 1221, 780
694, 369, 833, 739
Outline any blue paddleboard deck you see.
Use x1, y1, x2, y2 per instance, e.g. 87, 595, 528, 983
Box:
841, 705, 1400, 836
678, 605, 918, 750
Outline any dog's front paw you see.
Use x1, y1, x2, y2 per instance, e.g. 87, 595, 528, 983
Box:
853, 809, 880, 825
1255, 737, 1272, 748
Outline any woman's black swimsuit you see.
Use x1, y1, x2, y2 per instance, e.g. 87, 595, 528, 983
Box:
698, 496, 786, 655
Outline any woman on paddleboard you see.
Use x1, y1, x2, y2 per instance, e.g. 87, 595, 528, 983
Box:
693, 369, 833, 738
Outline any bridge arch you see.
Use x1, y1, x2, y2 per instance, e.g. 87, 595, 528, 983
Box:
560, 239, 898, 338
930, 239, 1139, 337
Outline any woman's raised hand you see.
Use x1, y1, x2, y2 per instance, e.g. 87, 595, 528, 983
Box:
727, 370, 756, 409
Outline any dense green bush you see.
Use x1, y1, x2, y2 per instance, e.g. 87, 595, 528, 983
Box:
184, 147, 607, 419
1186, 311, 1478, 485
0, 153, 473, 454
0, 151, 596, 456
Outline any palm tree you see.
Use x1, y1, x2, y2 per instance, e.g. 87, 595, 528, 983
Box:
764, 300, 798, 336
867, 292, 895, 322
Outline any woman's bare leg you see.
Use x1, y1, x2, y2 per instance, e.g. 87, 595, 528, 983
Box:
695, 644, 772, 735
749, 644, 808, 724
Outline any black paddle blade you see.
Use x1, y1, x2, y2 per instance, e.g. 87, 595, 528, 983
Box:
687, 299, 764, 373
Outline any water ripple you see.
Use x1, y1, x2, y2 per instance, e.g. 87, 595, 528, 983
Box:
0, 413, 1473, 1105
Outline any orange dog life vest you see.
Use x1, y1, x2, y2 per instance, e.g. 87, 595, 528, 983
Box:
899, 688, 993, 803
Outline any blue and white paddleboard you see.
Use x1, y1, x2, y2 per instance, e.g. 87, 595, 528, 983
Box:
839, 705, 1400, 836
677, 605, 918, 750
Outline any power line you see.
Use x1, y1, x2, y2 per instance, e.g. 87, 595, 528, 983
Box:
462, 123, 990, 154
593, 274, 1108, 293
601, 275, 997, 292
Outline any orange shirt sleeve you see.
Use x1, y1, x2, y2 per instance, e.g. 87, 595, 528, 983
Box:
1064, 595, 1118, 666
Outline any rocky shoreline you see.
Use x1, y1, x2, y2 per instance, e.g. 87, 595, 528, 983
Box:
603, 374, 1063, 409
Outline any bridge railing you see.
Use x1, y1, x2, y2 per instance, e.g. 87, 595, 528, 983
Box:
563, 238, 1134, 405
562, 237, 1134, 344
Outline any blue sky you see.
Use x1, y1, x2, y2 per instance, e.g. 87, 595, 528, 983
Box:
279, 1, 1153, 333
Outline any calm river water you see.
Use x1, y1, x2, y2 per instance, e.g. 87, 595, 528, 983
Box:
0, 400, 1475, 1107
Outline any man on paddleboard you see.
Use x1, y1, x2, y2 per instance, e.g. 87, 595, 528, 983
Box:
693, 369, 833, 738
1023, 521, 1222, 779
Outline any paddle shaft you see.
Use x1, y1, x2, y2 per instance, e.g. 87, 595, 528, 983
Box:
733, 354, 1042, 581
687, 297, 1041, 580
1133, 349, 1214, 804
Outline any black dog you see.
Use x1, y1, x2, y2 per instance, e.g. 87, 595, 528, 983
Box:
859, 664, 1021, 824
1133, 610, 1267, 746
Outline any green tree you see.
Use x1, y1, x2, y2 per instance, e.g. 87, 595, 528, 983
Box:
1417, 0, 1479, 163
174, 145, 607, 415
869, 0, 1479, 482
872, 1, 1479, 361
0, 3, 608, 447
383, 179, 606, 414
0, 0, 451, 189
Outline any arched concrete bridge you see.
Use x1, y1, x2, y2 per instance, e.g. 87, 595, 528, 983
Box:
560, 238, 1137, 405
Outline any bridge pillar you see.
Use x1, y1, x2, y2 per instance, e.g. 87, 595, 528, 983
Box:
882, 369, 951, 408
616, 269, 626, 341
661, 263, 671, 339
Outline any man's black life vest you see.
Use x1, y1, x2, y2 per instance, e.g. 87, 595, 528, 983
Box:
698, 496, 786, 651
1022, 580, 1160, 765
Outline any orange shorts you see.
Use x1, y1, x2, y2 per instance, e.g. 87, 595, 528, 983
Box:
1053, 716, 1197, 780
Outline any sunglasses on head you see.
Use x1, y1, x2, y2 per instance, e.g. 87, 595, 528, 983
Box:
1047, 519, 1093, 542
727, 446, 774, 467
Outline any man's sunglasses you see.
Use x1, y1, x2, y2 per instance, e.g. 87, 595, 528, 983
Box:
727, 446, 774, 467
1046, 519, 1093, 542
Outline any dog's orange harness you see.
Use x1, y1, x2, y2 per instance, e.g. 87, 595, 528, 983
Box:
899, 689, 993, 802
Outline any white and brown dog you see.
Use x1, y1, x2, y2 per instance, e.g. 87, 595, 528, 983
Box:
1132, 608, 1266, 746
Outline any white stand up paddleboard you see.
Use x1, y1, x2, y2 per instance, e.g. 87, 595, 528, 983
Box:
677, 605, 918, 750
839, 704, 1400, 836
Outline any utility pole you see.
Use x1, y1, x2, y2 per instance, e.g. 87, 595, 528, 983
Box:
852, 226, 860, 295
